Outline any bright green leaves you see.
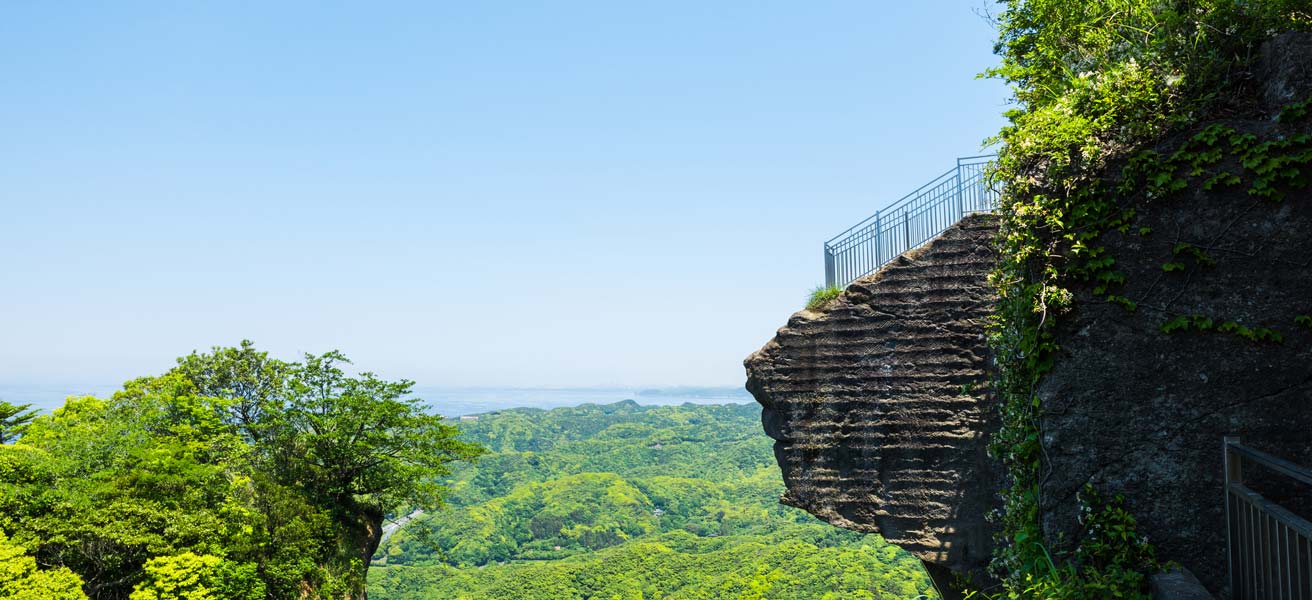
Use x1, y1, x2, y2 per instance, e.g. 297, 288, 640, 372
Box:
128, 553, 263, 600
1160, 314, 1214, 334
1160, 314, 1283, 343
1161, 314, 1191, 333
1202, 171, 1241, 190
1277, 97, 1312, 124
1217, 321, 1284, 343
0, 531, 87, 600
1118, 109, 1312, 202
1166, 242, 1215, 269
1239, 133, 1312, 200
1105, 295, 1138, 312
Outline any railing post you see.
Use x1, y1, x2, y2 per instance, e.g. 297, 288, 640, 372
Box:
956, 158, 966, 217
874, 213, 882, 269
824, 245, 835, 288
1224, 435, 1241, 599
902, 210, 910, 250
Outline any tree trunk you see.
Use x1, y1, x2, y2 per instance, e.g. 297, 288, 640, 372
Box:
342, 503, 386, 600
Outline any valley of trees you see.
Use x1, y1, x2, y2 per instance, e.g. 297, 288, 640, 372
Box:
0, 342, 481, 600
368, 401, 938, 599
0, 345, 936, 599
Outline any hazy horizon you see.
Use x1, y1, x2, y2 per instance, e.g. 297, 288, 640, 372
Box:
0, 381, 754, 415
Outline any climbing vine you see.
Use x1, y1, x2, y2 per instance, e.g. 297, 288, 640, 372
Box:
981, 0, 1311, 597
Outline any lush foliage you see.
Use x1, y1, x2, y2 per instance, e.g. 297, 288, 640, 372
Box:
369, 401, 938, 599
0, 343, 481, 600
129, 554, 263, 600
984, 0, 1310, 596
0, 531, 86, 600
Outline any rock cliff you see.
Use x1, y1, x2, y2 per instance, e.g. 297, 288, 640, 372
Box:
744, 33, 1312, 598
745, 214, 1002, 574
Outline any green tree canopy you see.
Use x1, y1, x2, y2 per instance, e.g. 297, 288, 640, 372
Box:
170, 344, 485, 569
0, 342, 483, 600
0, 400, 37, 444
0, 530, 86, 600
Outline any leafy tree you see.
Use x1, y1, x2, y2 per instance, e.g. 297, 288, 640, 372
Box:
0, 343, 483, 600
168, 343, 484, 591
171, 340, 291, 442
0, 400, 37, 444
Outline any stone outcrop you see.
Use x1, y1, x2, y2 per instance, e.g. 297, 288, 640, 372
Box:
744, 214, 1002, 574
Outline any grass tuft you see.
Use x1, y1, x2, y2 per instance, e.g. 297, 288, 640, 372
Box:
805, 285, 843, 311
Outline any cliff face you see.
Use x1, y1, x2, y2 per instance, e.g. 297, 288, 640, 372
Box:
745, 214, 1002, 573
1036, 33, 1312, 593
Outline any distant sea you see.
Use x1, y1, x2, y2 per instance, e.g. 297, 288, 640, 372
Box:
0, 383, 754, 418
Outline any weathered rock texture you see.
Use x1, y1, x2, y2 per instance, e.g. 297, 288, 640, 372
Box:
1037, 33, 1312, 596
1258, 31, 1312, 108
745, 214, 1003, 573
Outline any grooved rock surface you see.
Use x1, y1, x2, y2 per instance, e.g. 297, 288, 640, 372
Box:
744, 214, 1003, 573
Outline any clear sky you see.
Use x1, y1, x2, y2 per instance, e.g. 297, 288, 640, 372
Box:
1, 2, 1010, 393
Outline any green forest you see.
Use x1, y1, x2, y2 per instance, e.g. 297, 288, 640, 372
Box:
368, 401, 938, 599
0, 344, 936, 599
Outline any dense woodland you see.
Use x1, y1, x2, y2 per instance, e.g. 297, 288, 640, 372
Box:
368, 401, 937, 599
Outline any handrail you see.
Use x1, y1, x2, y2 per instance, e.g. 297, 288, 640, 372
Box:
823, 155, 998, 288
825, 166, 959, 246
1225, 441, 1312, 487
1223, 436, 1312, 599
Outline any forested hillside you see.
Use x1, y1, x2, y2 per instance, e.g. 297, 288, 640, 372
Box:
369, 401, 937, 599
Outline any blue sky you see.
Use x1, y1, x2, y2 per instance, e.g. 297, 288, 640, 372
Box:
1, 2, 1009, 394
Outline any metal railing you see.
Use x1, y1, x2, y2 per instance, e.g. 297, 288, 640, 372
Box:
1224, 436, 1312, 599
823, 155, 998, 288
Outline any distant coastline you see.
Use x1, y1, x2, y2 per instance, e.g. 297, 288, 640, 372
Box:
0, 383, 753, 417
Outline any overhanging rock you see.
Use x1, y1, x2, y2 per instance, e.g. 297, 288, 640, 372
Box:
744, 213, 1002, 573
